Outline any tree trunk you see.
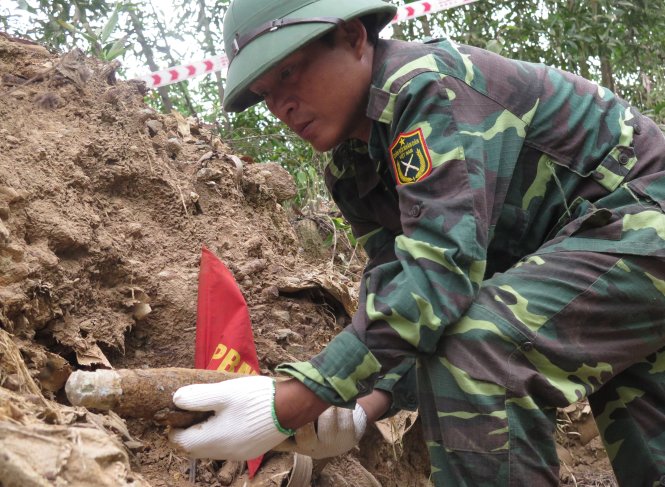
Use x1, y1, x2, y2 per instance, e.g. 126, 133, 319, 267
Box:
392, 22, 407, 41
420, 18, 433, 39
128, 9, 173, 112
147, 1, 199, 118
197, 0, 232, 133
600, 51, 615, 92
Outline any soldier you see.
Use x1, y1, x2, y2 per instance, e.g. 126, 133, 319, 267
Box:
170, 0, 665, 485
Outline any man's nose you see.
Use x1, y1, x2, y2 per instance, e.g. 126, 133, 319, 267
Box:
269, 92, 297, 122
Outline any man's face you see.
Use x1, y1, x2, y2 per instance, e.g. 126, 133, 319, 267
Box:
249, 21, 373, 152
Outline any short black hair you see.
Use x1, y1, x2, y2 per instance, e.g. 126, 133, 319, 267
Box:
360, 14, 381, 45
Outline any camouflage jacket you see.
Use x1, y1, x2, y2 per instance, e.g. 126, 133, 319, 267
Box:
277, 38, 665, 407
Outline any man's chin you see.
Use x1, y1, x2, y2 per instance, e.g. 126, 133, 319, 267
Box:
310, 143, 332, 153
308, 135, 345, 153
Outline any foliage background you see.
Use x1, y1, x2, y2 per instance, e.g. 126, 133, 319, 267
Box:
3, 0, 665, 206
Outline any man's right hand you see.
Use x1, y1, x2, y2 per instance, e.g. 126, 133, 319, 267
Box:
276, 389, 391, 459
278, 403, 367, 459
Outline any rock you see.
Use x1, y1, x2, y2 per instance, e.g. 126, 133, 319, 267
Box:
0, 186, 23, 204
0, 204, 9, 220
156, 269, 177, 281
0, 219, 10, 244
136, 108, 157, 123
9, 89, 27, 100
556, 444, 574, 467
217, 460, 241, 486
124, 440, 145, 451
578, 413, 601, 445
2, 243, 24, 261
126, 222, 143, 238
197, 150, 214, 164
145, 119, 163, 136
274, 328, 301, 343
239, 259, 267, 275
271, 310, 291, 322
132, 303, 152, 321
35, 353, 72, 393
196, 167, 223, 182
27, 243, 59, 269
102, 87, 122, 105
245, 237, 264, 258
48, 222, 91, 256
34, 92, 64, 110
164, 137, 182, 158
0, 261, 30, 286
294, 218, 326, 260
5, 135, 20, 145
260, 285, 280, 299
243, 161, 297, 202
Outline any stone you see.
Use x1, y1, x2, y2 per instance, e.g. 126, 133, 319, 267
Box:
164, 137, 182, 158
145, 119, 163, 136
0, 219, 10, 244
196, 167, 223, 182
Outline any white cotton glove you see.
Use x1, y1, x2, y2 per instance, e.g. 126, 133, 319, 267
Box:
168, 375, 292, 460
278, 403, 367, 459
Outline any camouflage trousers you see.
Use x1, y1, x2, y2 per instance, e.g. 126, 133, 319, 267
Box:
418, 185, 665, 486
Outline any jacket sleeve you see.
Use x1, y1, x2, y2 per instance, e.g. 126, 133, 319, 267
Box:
278, 71, 530, 406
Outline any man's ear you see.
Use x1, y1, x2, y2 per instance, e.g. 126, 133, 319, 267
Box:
340, 18, 369, 57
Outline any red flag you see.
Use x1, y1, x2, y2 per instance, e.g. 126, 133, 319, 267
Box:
195, 246, 263, 478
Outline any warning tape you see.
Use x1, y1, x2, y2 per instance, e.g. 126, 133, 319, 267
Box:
136, 0, 478, 90
392, 0, 478, 23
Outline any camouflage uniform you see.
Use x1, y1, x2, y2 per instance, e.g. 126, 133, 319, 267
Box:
277, 38, 665, 486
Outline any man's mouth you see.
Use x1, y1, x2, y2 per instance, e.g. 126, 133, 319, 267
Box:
294, 120, 313, 139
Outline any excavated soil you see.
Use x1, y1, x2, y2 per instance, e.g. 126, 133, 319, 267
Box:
0, 35, 615, 486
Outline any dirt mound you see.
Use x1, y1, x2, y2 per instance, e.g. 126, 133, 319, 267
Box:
0, 36, 431, 486
0, 35, 615, 486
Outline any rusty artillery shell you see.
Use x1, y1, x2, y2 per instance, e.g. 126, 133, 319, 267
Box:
65, 367, 243, 427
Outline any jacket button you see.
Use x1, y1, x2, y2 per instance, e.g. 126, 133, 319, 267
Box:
522, 341, 534, 352
592, 171, 604, 181
408, 204, 422, 218
618, 153, 630, 165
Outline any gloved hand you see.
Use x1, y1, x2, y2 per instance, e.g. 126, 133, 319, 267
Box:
277, 403, 367, 459
168, 375, 294, 460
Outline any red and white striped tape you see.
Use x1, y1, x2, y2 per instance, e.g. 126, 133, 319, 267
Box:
392, 0, 477, 23
141, 56, 229, 92
136, 0, 478, 90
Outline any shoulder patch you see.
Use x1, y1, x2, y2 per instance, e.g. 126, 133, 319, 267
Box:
389, 128, 433, 185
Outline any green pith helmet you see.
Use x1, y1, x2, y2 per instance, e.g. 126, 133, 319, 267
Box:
222, 0, 396, 113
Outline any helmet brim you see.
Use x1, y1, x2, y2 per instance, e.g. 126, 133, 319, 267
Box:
223, 0, 396, 113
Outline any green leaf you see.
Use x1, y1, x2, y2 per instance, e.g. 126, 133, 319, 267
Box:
17, 0, 38, 14
100, 5, 120, 43
104, 37, 127, 60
